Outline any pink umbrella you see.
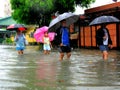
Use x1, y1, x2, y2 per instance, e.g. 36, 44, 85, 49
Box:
34, 26, 55, 43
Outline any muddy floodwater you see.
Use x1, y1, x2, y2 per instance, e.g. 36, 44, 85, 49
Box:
0, 45, 120, 90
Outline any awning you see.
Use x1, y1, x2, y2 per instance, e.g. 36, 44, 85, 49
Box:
0, 16, 17, 26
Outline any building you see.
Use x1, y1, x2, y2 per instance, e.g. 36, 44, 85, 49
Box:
0, 16, 17, 27
0, 16, 36, 44
0, 29, 15, 43
74, 2, 120, 49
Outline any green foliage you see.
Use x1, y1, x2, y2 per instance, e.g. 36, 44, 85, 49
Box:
10, 0, 95, 26
51, 0, 95, 13
75, 0, 95, 8
2, 38, 13, 44
10, 0, 54, 26
54, 0, 75, 14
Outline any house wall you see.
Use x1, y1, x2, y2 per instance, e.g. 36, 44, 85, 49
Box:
77, 2, 120, 49
25, 25, 36, 43
117, 24, 120, 48
78, 23, 118, 48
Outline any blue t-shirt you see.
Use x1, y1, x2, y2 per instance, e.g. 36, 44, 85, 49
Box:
61, 27, 70, 46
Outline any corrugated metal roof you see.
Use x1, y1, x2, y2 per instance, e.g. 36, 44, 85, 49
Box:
0, 16, 17, 26
0, 29, 11, 33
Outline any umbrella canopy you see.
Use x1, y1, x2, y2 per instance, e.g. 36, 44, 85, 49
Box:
48, 12, 79, 32
34, 26, 55, 43
89, 15, 120, 26
6, 24, 27, 31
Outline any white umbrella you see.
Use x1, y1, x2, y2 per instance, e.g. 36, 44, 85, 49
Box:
48, 12, 79, 32
89, 15, 120, 26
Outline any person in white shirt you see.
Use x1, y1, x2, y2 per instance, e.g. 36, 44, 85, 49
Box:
96, 24, 113, 60
42, 31, 51, 54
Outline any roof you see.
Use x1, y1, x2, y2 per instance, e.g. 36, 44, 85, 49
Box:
0, 29, 6, 31
0, 29, 11, 33
85, 2, 120, 14
0, 16, 17, 26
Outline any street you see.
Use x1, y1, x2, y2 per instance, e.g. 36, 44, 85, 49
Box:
0, 45, 120, 90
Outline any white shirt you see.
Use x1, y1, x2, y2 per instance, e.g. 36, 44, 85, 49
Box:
103, 28, 108, 45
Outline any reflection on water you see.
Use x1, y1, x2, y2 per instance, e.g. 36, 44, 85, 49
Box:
0, 45, 120, 90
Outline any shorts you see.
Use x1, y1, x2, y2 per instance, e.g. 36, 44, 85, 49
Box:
58, 46, 71, 53
99, 45, 109, 52
16, 47, 25, 51
43, 44, 51, 50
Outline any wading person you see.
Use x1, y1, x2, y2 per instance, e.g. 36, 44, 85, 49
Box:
96, 24, 112, 60
14, 30, 26, 55
56, 20, 71, 61
42, 31, 51, 54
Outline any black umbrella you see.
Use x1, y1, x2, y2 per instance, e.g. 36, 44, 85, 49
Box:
48, 12, 79, 32
89, 15, 120, 26
7, 24, 27, 31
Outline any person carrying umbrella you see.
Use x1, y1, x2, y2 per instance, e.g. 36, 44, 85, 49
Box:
48, 12, 79, 61
14, 29, 26, 55
57, 19, 71, 61
89, 15, 120, 60
96, 24, 113, 60
42, 31, 52, 54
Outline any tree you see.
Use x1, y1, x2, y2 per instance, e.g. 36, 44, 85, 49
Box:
11, 0, 54, 26
10, 0, 95, 26
53, 0, 95, 14
75, 0, 95, 8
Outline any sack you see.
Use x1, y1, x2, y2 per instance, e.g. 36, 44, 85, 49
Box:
25, 39, 29, 45
70, 33, 78, 40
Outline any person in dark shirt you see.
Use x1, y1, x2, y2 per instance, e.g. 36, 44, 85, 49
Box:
96, 24, 112, 60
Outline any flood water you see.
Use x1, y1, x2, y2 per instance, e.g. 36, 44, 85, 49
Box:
0, 45, 120, 90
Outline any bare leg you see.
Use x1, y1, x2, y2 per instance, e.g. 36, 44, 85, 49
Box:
47, 50, 50, 54
59, 53, 64, 61
18, 51, 21, 55
67, 52, 71, 59
44, 50, 47, 54
21, 50, 23, 54
18, 50, 23, 55
103, 51, 108, 60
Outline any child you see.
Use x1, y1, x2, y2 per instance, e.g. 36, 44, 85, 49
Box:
14, 30, 26, 55
42, 31, 51, 54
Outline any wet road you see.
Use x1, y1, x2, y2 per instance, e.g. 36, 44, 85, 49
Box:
0, 45, 120, 90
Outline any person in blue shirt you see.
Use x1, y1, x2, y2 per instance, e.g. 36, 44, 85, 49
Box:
58, 20, 71, 61
14, 30, 26, 55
